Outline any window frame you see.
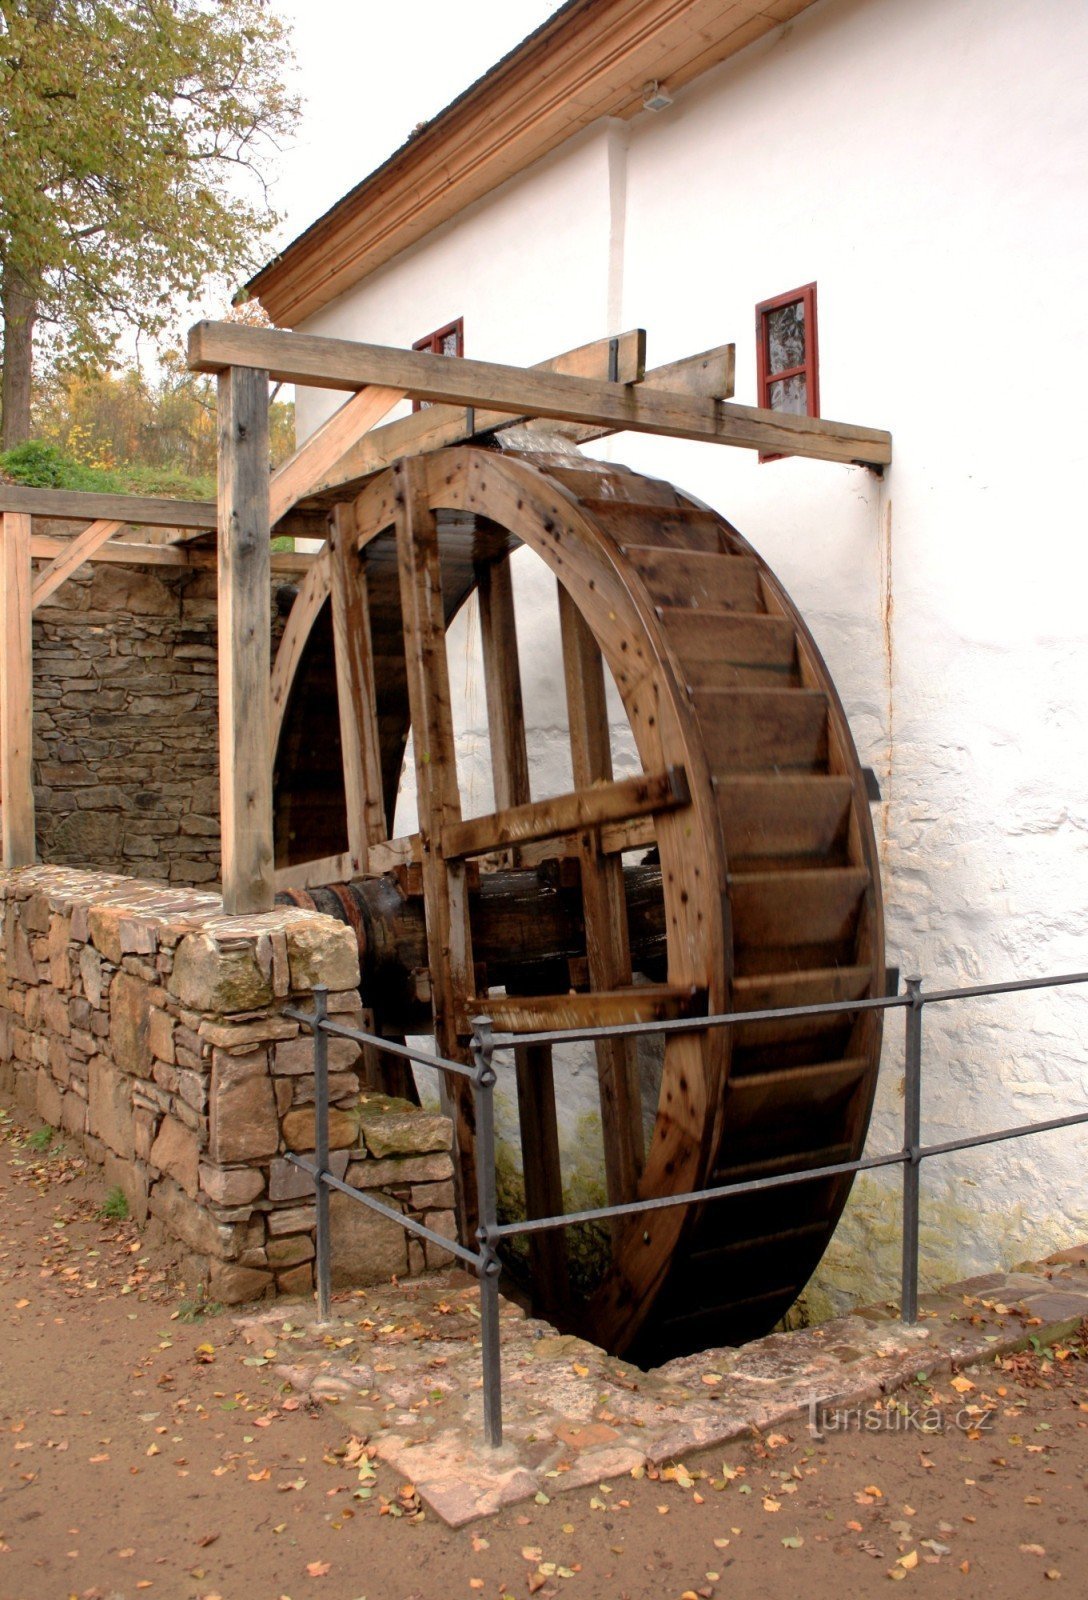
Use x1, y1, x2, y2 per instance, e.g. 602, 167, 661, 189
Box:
755, 283, 819, 460
411, 317, 464, 411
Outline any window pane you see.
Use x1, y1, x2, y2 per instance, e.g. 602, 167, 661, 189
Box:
769, 374, 808, 415
440, 329, 460, 357
767, 301, 805, 374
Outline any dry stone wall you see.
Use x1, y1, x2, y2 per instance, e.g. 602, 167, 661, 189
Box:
7, 559, 291, 885
0, 865, 456, 1303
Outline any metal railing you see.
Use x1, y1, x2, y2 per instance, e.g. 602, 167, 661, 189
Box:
285, 968, 1088, 1449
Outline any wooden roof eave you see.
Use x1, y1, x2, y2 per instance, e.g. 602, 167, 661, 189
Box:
247, 0, 819, 327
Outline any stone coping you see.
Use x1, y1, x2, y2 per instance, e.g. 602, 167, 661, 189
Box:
236, 1243, 1088, 1527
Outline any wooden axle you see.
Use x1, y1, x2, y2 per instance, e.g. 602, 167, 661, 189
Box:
277, 860, 668, 1036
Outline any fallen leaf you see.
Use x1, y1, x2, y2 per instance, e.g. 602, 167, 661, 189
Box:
763, 1497, 781, 1513
950, 1376, 974, 1394
782, 1535, 804, 1549
306, 1560, 331, 1577
899, 1551, 919, 1571
1020, 1544, 1046, 1557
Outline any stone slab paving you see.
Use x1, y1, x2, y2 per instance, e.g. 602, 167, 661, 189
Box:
235, 1243, 1088, 1527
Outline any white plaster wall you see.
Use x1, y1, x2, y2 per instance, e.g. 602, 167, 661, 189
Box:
294, 0, 1088, 1311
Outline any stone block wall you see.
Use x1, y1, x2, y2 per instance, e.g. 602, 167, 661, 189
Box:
0, 865, 456, 1304
0, 559, 292, 884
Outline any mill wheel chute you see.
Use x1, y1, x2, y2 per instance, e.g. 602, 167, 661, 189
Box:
272, 445, 884, 1363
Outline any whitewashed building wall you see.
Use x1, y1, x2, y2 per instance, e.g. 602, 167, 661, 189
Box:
294, 0, 1088, 1313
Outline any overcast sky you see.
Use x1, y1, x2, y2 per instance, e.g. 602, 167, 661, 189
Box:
265, 0, 564, 255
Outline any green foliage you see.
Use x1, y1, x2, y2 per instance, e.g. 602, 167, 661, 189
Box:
25, 1124, 54, 1151
176, 1289, 222, 1322
32, 358, 295, 480
0, 0, 299, 436
99, 1185, 129, 1220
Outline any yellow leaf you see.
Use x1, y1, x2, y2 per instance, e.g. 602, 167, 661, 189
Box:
899, 1550, 919, 1570
949, 1375, 974, 1394
763, 1497, 781, 1513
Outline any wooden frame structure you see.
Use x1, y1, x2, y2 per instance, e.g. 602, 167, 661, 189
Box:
0, 317, 891, 904
1, 320, 890, 1356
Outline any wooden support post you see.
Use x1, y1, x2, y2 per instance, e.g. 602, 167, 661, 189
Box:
478, 553, 569, 1312
394, 456, 479, 1232
329, 503, 386, 869
557, 582, 644, 1212
217, 367, 274, 915
477, 556, 531, 822
1, 512, 35, 867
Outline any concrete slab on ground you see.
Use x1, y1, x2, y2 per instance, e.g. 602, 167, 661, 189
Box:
235, 1244, 1088, 1527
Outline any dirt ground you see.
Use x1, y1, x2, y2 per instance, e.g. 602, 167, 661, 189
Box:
2, 1105, 1087, 1600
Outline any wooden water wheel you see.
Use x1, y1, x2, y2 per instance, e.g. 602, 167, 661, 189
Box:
273, 444, 884, 1363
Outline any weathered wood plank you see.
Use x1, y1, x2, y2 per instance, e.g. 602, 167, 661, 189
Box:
329, 502, 386, 862
394, 455, 479, 1231
270, 546, 332, 749
557, 582, 645, 1209
536, 343, 735, 447
1, 512, 35, 866
188, 321, 893, 467
442, 766, 688, 860
464, 983, 700, 1034
217, 366, 274, 915
269, 385, 405, 523
31, 519, 124, 607
29, 534, 314, 575
0, 483, 218, 528
303, 330, 646, 498
477, 555, 532, 821
476, 550, 570, 1305
273, 852, 356, 892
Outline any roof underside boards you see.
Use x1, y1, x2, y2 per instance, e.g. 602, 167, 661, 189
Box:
249, 0, 816, 326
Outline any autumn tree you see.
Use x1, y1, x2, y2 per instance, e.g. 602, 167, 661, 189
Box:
0, 0, 297, 447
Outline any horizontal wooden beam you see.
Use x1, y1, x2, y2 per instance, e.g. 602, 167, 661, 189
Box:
188, 321, 892, 467
303, 328, 647, 499
273, 851, 361, 891
368, 809, 660, 876
366, 834, 421, 874
461, 983, 703, 1035
0, 483, 219, 529
1, 488, 328, 545
30, 534, 314, 577
441, 766, 689, 861
536, 343, 734, 447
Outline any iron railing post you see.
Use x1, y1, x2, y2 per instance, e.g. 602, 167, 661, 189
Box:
900, 974, 923, 1324
471, 1015, 503, 1448
312, 984, 332, 1323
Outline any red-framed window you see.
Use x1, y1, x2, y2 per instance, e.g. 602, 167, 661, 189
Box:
411, 317, 464, 411
756, 283, 819, 458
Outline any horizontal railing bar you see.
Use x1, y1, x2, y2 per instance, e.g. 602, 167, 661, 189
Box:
919, 1107, 1088, 1159
917, 970, 1088, 1005
493, 1101, 1088, 1240
490, 990, 909, 1049
283, 1005, 478, 1081
491, 1148, 911, 1237
286, 1153, 481, 1268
